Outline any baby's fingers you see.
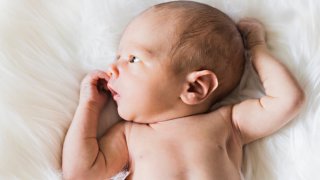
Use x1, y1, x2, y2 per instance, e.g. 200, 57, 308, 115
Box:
237, 18, 266, 49
97, 78, 109, 93
89, 70, 110, 82
237, 18, 264, 29
82, 70, 110, 86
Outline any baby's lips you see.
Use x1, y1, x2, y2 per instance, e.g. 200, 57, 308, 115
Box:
107, 84, 118, 97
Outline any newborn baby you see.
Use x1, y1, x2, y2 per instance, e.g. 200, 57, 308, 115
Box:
62, 1, 305, 179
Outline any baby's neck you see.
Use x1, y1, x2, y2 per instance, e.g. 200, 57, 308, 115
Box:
131, 102, 210, 124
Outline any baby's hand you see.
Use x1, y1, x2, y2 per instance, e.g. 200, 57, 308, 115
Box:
79, 70, 111, 111
237, 18, 267, 50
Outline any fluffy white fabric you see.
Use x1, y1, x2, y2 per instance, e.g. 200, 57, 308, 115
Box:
0, 0, 319, 179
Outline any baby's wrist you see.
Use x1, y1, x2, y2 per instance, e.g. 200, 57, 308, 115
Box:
249, 45, 271, 63
78, 100, 103, 113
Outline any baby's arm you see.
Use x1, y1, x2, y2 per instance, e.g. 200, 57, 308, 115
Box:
62, 70, 128, 180
232, 19, 305, 144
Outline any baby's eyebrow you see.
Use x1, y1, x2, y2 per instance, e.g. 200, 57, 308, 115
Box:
116, 43, 155, 60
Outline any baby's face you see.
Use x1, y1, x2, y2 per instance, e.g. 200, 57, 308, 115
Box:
107, 11, 183, 123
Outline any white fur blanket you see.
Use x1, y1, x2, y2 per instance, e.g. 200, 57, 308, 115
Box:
0, 0, 319, 179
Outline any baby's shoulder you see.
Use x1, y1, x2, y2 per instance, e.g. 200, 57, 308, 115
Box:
197, 105, 238, 132
205, 104, 233, 122
204, 105, 242, 145
181, 105, 235, 131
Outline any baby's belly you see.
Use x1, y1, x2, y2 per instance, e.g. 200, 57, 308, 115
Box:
127, 143, 242, 180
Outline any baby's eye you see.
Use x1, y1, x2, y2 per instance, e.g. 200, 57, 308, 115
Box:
129, 55, 141, 63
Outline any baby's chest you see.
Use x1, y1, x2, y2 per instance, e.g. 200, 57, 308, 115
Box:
126, 129, 238, 179
127, 124, 230, 165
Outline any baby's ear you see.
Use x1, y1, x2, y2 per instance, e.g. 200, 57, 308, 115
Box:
180, 70, 218, 105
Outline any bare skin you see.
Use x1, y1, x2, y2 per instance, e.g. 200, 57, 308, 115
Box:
62, 13, 305, 180
121, 106, 242, 179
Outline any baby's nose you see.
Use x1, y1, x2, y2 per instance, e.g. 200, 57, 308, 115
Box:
107, 64, 119, 79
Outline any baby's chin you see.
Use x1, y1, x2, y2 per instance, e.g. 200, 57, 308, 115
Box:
117, 109, 154, 124
117, 104, 173, 124
117, 107, 137, 122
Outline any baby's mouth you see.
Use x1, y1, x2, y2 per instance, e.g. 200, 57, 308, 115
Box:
107, 85, 120, 100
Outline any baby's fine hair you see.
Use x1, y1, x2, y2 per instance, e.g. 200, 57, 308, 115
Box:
151, 1, 245, 101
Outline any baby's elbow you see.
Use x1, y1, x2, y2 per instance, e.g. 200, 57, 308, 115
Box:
62, 167, 88, 180
62, 169, 78, 180
286, 88, 306, 115
62, 171, 77, 180
296, 88, 306, 110
62, 172, 89, 180
294, 86, 305, 107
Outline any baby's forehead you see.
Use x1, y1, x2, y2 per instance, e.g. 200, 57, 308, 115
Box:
143, 7, 186, 27
136, 9, 193, 43
121, 10, 180, 52
123, 2, 232, 62
133, 9, 188, 43
137, 8, 182, 30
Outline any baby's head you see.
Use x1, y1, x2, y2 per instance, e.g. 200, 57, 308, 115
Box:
108, 1, 245, 123
153, 1, 245, 101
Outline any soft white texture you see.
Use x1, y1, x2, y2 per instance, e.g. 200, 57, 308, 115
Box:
0, 0, 319, 179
